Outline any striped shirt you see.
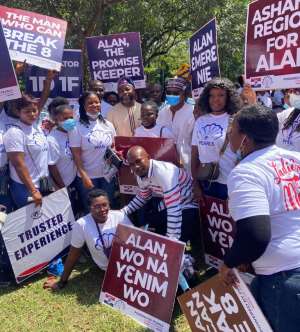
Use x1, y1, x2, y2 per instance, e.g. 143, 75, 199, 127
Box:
123, 159, 198, 239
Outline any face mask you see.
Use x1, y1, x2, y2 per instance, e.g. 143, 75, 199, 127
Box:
58, 118, 76, 132
283, 103, 290, 110
235, 136, 246, 161
186, 97, 195, 105
289, 94, 300, 109
166, 95, 180, 106
86, 112, 100, 120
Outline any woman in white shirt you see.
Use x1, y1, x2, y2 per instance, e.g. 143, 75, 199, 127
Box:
47, 104, 80, 215
69, 91, 116, 213
43, 188, 132, 290
4, 94, 49, 208
191, 78, 243, 200
276, 89, 300, 151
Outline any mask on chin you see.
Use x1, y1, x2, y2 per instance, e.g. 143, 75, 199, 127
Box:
86, 112, 100, 120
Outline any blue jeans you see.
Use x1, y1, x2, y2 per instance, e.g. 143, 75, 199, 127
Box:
9, 179, 33, 209
250, 267, 300, 332
76, 176, 115, 214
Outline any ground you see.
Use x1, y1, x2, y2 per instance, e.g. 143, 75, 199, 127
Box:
0, 259, 213, 332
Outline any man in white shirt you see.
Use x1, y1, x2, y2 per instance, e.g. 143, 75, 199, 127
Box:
157, 77, 194, 173
219, 104, 300, 332
43, 189, 132, 290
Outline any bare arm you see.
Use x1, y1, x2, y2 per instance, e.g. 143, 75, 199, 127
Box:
48, 164, 65, 189
37, 70, 57, 113
70, 147, 93, 189
7, 152, 42, 205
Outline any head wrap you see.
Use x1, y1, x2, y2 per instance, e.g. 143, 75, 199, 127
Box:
166, 77, 187, 91
176, 63, 191, 81
117, 77, 135, 89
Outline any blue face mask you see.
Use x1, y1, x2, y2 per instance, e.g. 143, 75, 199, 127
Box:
166, 94, 180, 106
59, 118, 76, 132
283, 103, 290, 109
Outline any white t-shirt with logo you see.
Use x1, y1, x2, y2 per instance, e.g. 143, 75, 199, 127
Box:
48, 128, 77, 186
157, 103, 194, 173
228, 145, 300, 275
276, 107, 300, 151
134, 123, 175, 139
68, 119, 116, 179
192, 112, 236, 184
71, 210, 132, 270
3, 121, 49, 186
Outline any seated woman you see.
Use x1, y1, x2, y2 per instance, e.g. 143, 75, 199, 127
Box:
43, 189, 132, 290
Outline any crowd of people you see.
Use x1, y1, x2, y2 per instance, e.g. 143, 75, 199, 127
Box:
1, 64, 300, 331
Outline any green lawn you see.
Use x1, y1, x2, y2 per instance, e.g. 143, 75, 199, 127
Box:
0, 259, 203, 332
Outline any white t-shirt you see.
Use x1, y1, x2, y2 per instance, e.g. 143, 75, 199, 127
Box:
48, 128, 77, 186
71, 210, 132, 270
3, 121, 49, 186
134, 123, 175, 139
192, 112, 236, 184
157, 103, 194, 173
0, 109, 19, 131
101, 100, 112, 119
276, 107, 300, 151
68, 119, 116, 179
228, 145, 300, 275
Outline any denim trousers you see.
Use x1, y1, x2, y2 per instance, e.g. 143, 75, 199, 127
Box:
76, 176, 115, 214
250, 267, 300, 332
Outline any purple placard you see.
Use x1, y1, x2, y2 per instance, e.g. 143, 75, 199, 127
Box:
25, 49, 83, 102
0, 22, 21, 102
0, 6, 67, 71
190, 18, 220, 99
86, 32, 145, 91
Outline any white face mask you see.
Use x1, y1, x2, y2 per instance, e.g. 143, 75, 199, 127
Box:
289, 94, 300, 109
86, 112, 99, 120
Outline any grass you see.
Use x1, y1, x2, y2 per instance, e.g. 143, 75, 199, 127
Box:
0, 257, 213, 332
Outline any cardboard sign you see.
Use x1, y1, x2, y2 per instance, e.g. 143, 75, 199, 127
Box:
190, 18, 220, 99
115, 136, 179, 195
201, 196, 235, 269
25, 49, 83, 103
0, 6, 67, 71
1, 188, 75, 283
178, 269, 273, 332
100, 224, 185, 332
245, 0, 300, 90
0, 22, 21, 102
86, 32, 145, 91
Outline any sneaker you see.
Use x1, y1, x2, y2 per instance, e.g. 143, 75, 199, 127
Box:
47, 258, 64, 277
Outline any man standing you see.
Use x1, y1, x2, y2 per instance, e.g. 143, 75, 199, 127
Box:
122, 146, 201, 258
107, 77, 141, 136
88, 79, 112, 118
157, 77, 194, 173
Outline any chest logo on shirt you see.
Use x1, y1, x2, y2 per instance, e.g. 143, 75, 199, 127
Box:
269, 158, 300, 211
199, 124, 223, 146
95, 232, 115, 251
31, 132, 48, 152
87, 129, 112, 150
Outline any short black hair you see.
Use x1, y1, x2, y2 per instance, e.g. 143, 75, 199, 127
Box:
87, 189, 109, 207
48, 97, 69, 114
52, 104, 73, 118
141, 100, 159, 113
236, 104, 279, 145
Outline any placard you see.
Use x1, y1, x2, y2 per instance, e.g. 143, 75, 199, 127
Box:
245, 0, 300, 90
100, 224, 185, 332
178, 269, 273, 332
1, 188, 75, 283
0, 22, 21, 102
86, 32, 145, 91
190, 18, 220, 98
115, 136, 179, 195
0, 5, 67, 71
26, 49, 82, 103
